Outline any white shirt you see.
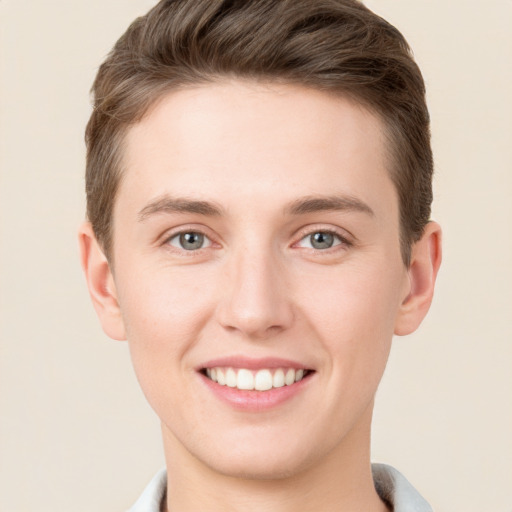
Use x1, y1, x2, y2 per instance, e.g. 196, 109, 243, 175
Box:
128, 463, 433, 512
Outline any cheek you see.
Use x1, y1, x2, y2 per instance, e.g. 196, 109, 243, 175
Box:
113, 268, 216, 421
296, 261, 404, 375
302, 262, 402, 328
117, 261, 211, 331
114, 264, 216, 380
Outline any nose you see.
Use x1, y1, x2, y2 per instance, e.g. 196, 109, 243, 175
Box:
216, 248, 294, 340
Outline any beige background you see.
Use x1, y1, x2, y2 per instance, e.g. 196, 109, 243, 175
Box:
1, 1, 511, 511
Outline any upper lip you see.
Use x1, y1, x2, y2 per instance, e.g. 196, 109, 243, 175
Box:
197, 356, 312, 371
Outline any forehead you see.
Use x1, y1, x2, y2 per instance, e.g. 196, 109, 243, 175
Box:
119, 81, 397, 222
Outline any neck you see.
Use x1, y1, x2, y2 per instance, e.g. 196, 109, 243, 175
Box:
161, 405, 389, 512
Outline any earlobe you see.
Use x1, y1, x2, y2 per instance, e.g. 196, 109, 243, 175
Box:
78, 222, 127, 341
394, 221, 442, 336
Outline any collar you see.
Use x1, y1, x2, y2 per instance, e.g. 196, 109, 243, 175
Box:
128, 463, 432, 512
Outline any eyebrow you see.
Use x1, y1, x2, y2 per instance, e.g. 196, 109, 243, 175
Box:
138, 193, 374, 222
138, 196, 223, 221
284, 195, 375, 217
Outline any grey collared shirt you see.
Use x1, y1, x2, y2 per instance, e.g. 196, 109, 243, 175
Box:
128, 464, 433, 512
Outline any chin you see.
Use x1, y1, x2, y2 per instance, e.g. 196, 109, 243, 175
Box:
185, 427, 325, 481
202, 448, 313, 481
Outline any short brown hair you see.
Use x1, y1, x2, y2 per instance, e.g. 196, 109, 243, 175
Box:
86, 0, 433, 265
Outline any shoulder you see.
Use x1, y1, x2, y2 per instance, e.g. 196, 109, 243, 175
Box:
127, 464, 433, 512
372, 463, 433, 512
126, 468, 167, 512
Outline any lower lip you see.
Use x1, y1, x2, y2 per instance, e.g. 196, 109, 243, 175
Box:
200, 373, 313, 412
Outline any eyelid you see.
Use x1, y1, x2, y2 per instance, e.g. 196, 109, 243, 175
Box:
160, 224, 221, 249
292, 225, 354, 249
167, 232, 213, 250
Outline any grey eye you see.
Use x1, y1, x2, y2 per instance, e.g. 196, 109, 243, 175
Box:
169, 232, 210, 251
310, 232, 335, 249
181, 232, 204, 250
297, 231, 343, 250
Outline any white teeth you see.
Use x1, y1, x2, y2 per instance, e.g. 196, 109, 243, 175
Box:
216, 368, 226, 386
254, 369, 273, 391
285, 369, 295, 386
237, 369, 254, 390
273, 369, 285, 388
226, 368, 237, 388
205, 366, 308, 391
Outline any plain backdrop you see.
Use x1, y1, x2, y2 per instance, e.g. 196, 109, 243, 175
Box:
1, 1, 511, 511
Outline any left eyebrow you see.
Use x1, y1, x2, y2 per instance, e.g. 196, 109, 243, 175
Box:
284, 195, 375, 217
138, 195, 224, 221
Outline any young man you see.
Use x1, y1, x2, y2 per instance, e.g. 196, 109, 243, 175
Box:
79, 1, 442, 510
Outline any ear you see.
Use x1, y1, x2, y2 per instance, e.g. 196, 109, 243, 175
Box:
394, 221, 442, 336
78, 222, 126, 341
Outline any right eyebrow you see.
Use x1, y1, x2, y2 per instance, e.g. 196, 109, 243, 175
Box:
284, 194, 375, 217
138, 195, 224, 222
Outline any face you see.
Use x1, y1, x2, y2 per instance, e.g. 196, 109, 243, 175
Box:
105, 82, 413, 478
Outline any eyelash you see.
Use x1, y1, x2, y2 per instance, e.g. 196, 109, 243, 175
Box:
161, 226, 353, 254
294, 228, 353, 252
163, 228, 215, 252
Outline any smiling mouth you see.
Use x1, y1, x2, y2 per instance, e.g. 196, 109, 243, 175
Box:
201, 367, 313, 391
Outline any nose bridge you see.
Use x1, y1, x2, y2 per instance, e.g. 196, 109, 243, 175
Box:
217, 238, 293, 339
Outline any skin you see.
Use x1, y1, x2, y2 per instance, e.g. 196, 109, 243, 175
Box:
79, 81, 441, 512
